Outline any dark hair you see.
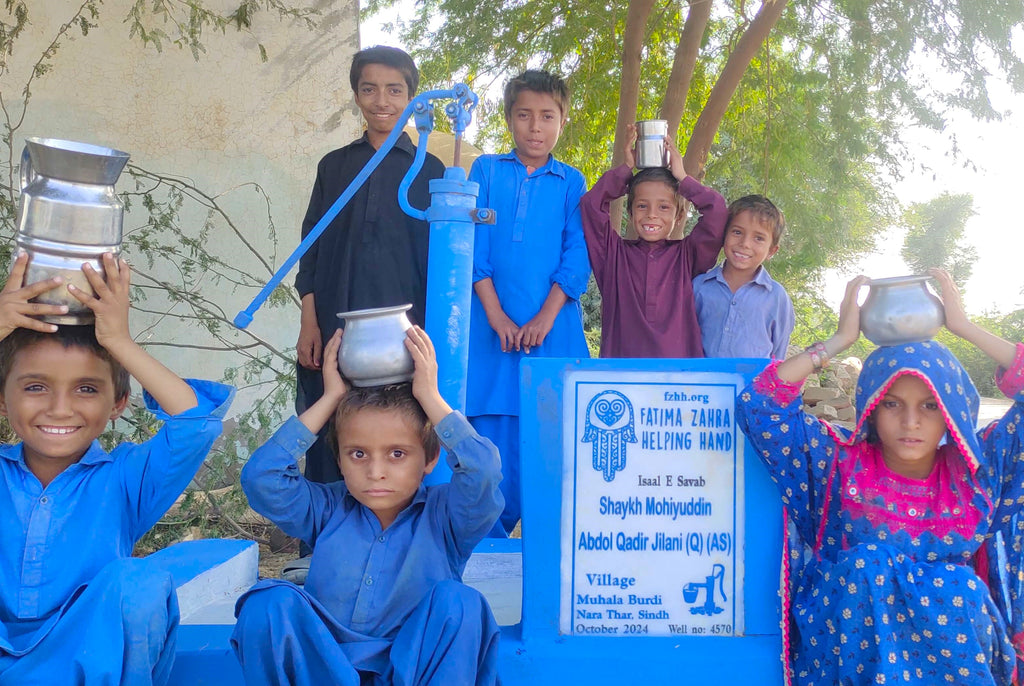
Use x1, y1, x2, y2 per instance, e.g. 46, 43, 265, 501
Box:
349, 45, 420, 96
0, 326, 131, 401
503, 69, 570, 121
626, 167, 681, 215
327, 383, 440, 461
727, 195, 786, 246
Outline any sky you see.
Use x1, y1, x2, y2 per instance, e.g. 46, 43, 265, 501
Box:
361, 14, 1024, 316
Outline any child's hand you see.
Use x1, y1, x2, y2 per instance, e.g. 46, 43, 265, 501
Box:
487, 310, 520, 353
622, 123, 637, 169
0, 253, 68, 339
929, 268, 970, 337
667, 136, 687, 182
69, 253, 132, 352
405, 325, 452, 424
515, 310, 556, 354
833, 275, 869, 350
321, 329, 348, 404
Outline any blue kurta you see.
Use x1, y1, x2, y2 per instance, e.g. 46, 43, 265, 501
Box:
0, 379, 234, 683
232, 411, 503, 683
737, 343, 1024, 685
466, 152, 591, 418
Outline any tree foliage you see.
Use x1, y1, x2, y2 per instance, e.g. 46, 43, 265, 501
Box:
364, 0, 1024, 311
901, 192, 977, 284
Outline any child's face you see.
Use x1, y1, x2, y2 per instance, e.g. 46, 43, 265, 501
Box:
506, 90, 565, 169
0, 339, 126, 475
354, 63, 412, 143
723, 210, 778, 277
335, 407, 438, 529
871, 374, 947, 479
630, 180, 680, 242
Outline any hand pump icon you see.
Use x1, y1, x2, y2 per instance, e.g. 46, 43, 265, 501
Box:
683, 563, 727, 616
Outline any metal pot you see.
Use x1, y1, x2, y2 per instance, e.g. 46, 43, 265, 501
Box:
337, 304, 415, 386
15, 137, 130, 324
635, 120, 668, 168
860, 275, 945, 346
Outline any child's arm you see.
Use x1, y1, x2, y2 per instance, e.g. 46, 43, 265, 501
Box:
298, 329, 347, 433
407, 325, 502, 553
516, 170, 591, 353
771, 293, 796, 360
295, 164, 326, 370
671, 139, 727, 273
239, 330, 344, 545
405, 324, 453, 423
69, 253, 198, 415
776, 275, 869, 383
931, 268, 1017, 369
297, 293, 322, 370
579, 127, 635, 283
0, 252, 71, 339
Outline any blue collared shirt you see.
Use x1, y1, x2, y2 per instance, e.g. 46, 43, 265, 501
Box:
0, 379, 234, 651
693, 263, 794, 359
240, 411, 503, 639
467, 151, 591, 416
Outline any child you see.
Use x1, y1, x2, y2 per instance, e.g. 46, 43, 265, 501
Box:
0, 253, 233, 684
232, 326, 503, 684
293, 45, 446, 534
736, 269, 1024, 685
467, 69, 590, 536
693, 195, 794, 358
580, 123, 727, 358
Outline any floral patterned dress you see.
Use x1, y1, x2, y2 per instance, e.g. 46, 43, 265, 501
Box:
737, 341, 1024, 685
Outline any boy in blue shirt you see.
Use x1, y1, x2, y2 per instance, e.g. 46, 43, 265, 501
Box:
693, 195, 794, 359
0, 253, 233, 685
232, 326, 503, 685
467, 69, 591, 536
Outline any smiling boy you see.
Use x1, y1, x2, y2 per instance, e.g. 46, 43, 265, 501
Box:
232, 327, 503, 684
466, 69, 591, 536
292, 46, 446, 575
693, 195, 794, 359
0, 253, 233, 684
580, 122, 728, 358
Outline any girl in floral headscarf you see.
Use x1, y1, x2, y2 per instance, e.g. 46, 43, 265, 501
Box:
737, 269, 1024, 686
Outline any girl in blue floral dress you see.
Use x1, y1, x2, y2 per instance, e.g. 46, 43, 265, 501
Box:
737, 270, 1024, 685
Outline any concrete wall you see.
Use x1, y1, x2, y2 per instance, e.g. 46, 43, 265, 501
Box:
3, 0, 362, 412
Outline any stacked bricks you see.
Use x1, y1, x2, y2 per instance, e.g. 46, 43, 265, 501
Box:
787, 345, 862, 429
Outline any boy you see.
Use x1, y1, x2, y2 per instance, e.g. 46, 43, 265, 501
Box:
580, 123, 728, 358
693, 195, 794, 358
467, 69, 591, 536
293, 46, 445, 571
0, 253, 233, 684
232, 326, 502, 684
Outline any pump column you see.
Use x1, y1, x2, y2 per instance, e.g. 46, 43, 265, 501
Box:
423, 166, 494, 483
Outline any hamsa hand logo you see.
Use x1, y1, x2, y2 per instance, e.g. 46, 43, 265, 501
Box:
582, 390, 637, 482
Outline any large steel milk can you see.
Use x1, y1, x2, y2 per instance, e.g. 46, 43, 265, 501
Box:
15, 137, 130, 324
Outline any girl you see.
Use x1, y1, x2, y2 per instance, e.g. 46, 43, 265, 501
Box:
737, 269, 1024, 685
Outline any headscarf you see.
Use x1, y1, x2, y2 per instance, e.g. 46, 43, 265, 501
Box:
849, 340, 983, 473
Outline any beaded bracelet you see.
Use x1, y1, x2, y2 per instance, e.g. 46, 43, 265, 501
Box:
805, 341, 830, 371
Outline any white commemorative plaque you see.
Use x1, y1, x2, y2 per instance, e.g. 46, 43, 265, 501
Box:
559, 371, 746, 637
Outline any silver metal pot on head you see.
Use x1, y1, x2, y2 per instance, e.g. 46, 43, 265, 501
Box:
14, 137, 130, 324
336, 304, 416, 386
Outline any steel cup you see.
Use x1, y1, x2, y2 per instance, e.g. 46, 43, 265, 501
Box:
635, 120, 669, 168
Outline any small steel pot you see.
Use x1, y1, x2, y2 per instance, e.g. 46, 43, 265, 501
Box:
336, 304, 415, 386
635, 120, 668, 168
860, 275, 945, 346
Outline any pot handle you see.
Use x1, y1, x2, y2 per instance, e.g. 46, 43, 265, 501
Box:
19, 145, 34, 192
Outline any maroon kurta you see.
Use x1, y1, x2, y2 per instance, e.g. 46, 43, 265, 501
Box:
581, 164, 727, 358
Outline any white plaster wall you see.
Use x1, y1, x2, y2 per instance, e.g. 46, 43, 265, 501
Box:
3, 0, 363, 413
